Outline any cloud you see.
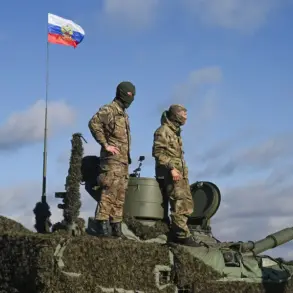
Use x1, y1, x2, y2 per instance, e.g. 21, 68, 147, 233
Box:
173, 66, 223, 102
97, 0, 289, 33
0, 100, 76, 151
156, 66, 222, 114
98, 0, 160, 30
195, 132, 293, 178
167, 66, 223, 140
186, 66, 223, 86
182, 0, 282, 32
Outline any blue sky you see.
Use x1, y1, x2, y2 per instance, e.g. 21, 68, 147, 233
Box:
1, 0, 293, 258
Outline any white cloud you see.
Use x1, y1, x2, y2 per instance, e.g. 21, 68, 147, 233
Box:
99, 0, 160, 30
97, 0, 289, 33
168, 66, 223, 141
174, 66, 222, 95
182, 0, 281, 32
195, 132, 293, 178
0, 100, 76, 150
170, 66, 222, 108
187, 66, 223, 86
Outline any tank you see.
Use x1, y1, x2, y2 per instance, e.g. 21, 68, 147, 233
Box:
1, 133, 293, 293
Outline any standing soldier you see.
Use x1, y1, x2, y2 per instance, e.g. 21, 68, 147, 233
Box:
88, 81, 135, 238
152, 104, 200, 246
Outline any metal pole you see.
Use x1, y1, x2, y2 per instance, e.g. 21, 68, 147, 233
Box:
42, 41, 49, 203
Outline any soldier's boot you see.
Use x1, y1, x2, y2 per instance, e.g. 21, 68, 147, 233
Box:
111, 222, 122, 238
95, 220, 110, 237
174, 235, 202, 247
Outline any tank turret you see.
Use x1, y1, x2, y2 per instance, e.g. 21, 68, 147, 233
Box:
81, 154, 222, 229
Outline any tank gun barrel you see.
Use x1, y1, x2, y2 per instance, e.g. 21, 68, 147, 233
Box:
240, 227, 293, 255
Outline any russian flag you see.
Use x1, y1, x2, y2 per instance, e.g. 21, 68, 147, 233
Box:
48, 13, 85, 48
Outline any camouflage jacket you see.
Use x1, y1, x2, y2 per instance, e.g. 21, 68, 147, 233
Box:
152, 111, 188, 178
88, 100, 131, 165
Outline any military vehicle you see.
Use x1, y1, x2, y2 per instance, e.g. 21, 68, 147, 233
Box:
1, 133, 293, 293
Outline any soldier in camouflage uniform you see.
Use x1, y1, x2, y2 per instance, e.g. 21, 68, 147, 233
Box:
152, 104, 201, 246
88, 81, 135, 238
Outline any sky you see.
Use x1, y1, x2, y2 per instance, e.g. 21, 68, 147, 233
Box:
0, 0, 293, 258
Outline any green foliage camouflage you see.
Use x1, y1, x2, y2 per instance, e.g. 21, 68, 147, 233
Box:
0, 216, 32, 235
52, 133, 86, 235
63, 133, 83, 224
123, 214, 169, 240
170, 245, 222, 287
1, 214, 293, 293
33, 195, 52, 234
0, 217, 175, 293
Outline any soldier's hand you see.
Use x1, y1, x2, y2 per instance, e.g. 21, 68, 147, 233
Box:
171, 168, 182, 181
105, 145, 120, 155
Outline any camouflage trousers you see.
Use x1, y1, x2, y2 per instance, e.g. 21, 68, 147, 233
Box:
95, 162, 129, 223
158, 176, 193, 239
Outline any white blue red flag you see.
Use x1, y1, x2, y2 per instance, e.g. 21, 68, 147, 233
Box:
48, 13, 85, 48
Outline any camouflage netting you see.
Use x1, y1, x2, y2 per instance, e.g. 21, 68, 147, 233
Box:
1, 214, 293, 293
33, 194, 52, 234
170, 245, 222, 287
0, 216, 33, 234
0, 225, 177, 293
123, 214, 170, 240
63, 133, 84, 224
52, 217, 86, 235
52, 133, 86, 236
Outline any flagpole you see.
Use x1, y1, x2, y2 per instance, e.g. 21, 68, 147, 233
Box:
42, 41, 49, 203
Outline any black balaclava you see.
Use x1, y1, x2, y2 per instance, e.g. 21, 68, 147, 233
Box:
114, 81, 136, 109
167, 104, 187, 127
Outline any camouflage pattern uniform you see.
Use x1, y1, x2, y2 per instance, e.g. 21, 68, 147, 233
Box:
88, 81, 135, 237
152, 105, 200, 246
